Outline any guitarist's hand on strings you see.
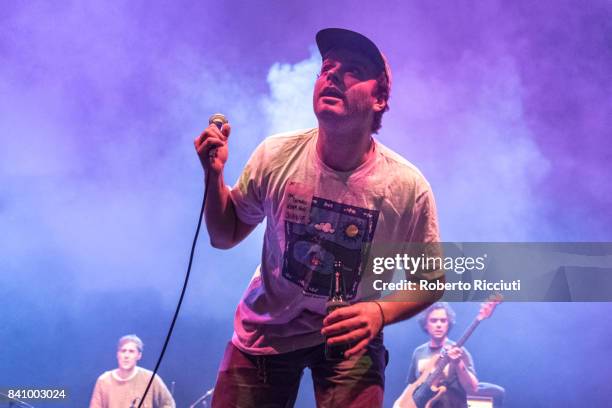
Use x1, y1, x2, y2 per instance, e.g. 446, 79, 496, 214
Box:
321, 302, 384, 359
446, 345, 469, 372
446, 345, 465, 365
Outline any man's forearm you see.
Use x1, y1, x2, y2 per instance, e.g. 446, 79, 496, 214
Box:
454, 361, 479, 394
204, 173, 238, 249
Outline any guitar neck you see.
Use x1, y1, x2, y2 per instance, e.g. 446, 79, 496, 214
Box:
455, 318, 481, 348
427, 317, 481, 385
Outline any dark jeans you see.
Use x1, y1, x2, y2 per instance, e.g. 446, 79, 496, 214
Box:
211, 333, 389, 408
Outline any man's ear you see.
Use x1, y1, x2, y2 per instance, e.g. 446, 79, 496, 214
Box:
373, 96, 387, 113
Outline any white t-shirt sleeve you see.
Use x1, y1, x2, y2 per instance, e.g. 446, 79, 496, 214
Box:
230, 141, 267, 226
407, 188, 440, 243
407, 186, 444, 281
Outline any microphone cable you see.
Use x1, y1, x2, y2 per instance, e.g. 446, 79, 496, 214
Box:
138, 173, 208, 408
138, 114, 227, 408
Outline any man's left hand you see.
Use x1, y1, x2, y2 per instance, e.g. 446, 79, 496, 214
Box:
321, 302, 384, 359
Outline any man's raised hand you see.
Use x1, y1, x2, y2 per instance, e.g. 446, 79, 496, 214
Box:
194, 122, 231, 176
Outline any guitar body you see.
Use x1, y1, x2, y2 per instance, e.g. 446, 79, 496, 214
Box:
393, 355, 445, 408
395, 378, 468, 408
424, 385, 447, 408
393, 381, 450, 408
392, 381, 419, 408
427, 388, 467, 408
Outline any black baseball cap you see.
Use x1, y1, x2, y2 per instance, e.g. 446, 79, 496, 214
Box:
316, 28, 386, 76
316, 28, 391, 96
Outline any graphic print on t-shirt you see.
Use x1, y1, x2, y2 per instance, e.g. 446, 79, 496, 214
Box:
282, 196, 379, 299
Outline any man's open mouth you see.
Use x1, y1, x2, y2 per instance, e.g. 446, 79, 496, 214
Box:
320, 87, 344, 99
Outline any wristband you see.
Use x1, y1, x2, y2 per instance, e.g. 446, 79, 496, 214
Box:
372, 301, 386, 326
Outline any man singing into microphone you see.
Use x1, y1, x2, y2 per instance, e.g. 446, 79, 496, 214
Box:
195, 28, 443, 407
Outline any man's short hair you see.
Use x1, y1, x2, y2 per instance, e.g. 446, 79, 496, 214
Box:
418, 302, 456, 334
117, 334, 144, 352
372, 71, 390, 134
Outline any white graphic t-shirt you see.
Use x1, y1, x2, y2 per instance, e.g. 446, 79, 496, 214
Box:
229, 128, 440, 354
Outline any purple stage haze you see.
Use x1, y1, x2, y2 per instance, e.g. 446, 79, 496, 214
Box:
1, 1, 611, 407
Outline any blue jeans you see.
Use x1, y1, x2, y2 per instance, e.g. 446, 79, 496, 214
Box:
211, 333, 388, 408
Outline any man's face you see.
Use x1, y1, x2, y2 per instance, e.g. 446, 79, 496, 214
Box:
116, 341, 142, 371
425, 308, 449, 341
313, 48, 384, 126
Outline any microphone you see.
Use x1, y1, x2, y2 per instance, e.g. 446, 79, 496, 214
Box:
207, 113, 228, 160
208, 113, 228, 130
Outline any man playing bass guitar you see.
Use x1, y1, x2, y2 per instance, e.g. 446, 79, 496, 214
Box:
403, 302, 478, 408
